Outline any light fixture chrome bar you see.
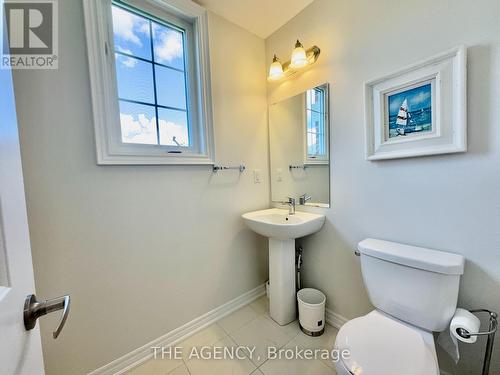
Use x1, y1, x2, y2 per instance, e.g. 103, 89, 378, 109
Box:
282, 45, 321, 72
268, 45, 321, 81
213, 164, 246, 173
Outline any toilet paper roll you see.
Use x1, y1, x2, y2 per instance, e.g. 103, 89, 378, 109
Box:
450, 308, 481, 344
438, 308, 482, 364
437, 329, 460, 364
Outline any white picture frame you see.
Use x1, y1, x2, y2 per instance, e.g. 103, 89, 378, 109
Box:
364, 46, 467, 160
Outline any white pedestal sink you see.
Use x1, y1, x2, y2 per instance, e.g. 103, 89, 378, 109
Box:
242, 208, 325, 325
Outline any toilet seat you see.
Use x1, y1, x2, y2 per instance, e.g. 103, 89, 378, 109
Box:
334, 310, 439, 375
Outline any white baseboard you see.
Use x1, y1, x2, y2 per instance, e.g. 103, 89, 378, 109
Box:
325, 308, 349, 329
88, 284, 266, 375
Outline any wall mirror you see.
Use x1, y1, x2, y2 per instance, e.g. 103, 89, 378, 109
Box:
269, 83, 330, 208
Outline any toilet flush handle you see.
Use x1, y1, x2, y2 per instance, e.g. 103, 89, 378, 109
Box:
354, 249, 361, 256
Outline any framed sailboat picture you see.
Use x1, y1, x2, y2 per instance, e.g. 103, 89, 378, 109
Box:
387, 81, 434, 139
364, 46, 467, 160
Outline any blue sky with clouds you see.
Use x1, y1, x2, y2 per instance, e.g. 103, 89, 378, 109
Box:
111, 4, 189, 146
388, 83, 432, 116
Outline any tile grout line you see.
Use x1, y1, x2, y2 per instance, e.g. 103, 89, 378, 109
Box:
226, 302, 271, 371
255, 318, 301, 372
220, 314, 260, 337
177, 297, 322, 375
165, 302, 336, 375
182, 322, 258, 375
182, 322, 230, 365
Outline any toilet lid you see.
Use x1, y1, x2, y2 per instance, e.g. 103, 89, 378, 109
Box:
335, 311, 438, 375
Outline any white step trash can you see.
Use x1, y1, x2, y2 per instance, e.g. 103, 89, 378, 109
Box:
297, 288, 326, 336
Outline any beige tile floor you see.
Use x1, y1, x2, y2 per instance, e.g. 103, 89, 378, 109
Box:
127, 296, 338, 375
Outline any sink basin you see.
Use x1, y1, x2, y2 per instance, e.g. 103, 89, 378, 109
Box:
242, 208, 325, 239
242, 208, 325, 326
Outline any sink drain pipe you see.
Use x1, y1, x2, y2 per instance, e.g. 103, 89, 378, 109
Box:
296, 246, 303, 290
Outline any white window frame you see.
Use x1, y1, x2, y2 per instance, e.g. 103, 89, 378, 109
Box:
83, 0, 215, 165
303, 83, 329, 165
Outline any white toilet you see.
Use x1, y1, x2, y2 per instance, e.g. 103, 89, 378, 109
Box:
334, 238, 465, 375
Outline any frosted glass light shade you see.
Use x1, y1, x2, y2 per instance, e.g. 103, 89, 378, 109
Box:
268, 55, 284, 81
290, 40, 308, 69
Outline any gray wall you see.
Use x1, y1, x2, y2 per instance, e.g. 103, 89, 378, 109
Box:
266, 0, 500, 373
13, 1, 270, 374
12, 0, 500, 374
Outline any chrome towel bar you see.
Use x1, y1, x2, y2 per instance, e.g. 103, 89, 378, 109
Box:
213, 164, 246, 173
289, 164, 307, 170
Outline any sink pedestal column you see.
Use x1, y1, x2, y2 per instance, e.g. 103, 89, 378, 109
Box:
268, 238, 296, 325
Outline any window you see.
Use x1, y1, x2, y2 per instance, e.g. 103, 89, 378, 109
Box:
83, 0, 214, 164
305, 84, 329, 164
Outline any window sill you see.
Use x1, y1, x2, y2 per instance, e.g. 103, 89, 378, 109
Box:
304, 160, 329, 166
96, 152, 215, 165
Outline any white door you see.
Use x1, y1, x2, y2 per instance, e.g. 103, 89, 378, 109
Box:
0, 50, 46, 374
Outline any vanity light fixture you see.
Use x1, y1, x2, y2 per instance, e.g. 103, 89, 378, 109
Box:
290, 40, 308, 69
268, 55, 284, 81
268, 39, 320, 81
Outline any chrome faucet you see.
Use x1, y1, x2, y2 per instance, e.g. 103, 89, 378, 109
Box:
299, 194, 312, 205
281, 197, 296, 215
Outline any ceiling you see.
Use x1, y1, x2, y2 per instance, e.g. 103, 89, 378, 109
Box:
193, 0, 314, 39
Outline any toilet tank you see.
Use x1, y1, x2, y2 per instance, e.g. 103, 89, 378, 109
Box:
358, 239, 465, 332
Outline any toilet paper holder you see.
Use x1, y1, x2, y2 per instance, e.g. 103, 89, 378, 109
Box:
455, 309, 497, 375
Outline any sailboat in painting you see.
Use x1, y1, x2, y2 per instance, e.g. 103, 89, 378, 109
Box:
395, 99, 423, 136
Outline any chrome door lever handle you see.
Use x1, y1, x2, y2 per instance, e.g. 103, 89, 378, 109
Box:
24, 294, 71, 339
